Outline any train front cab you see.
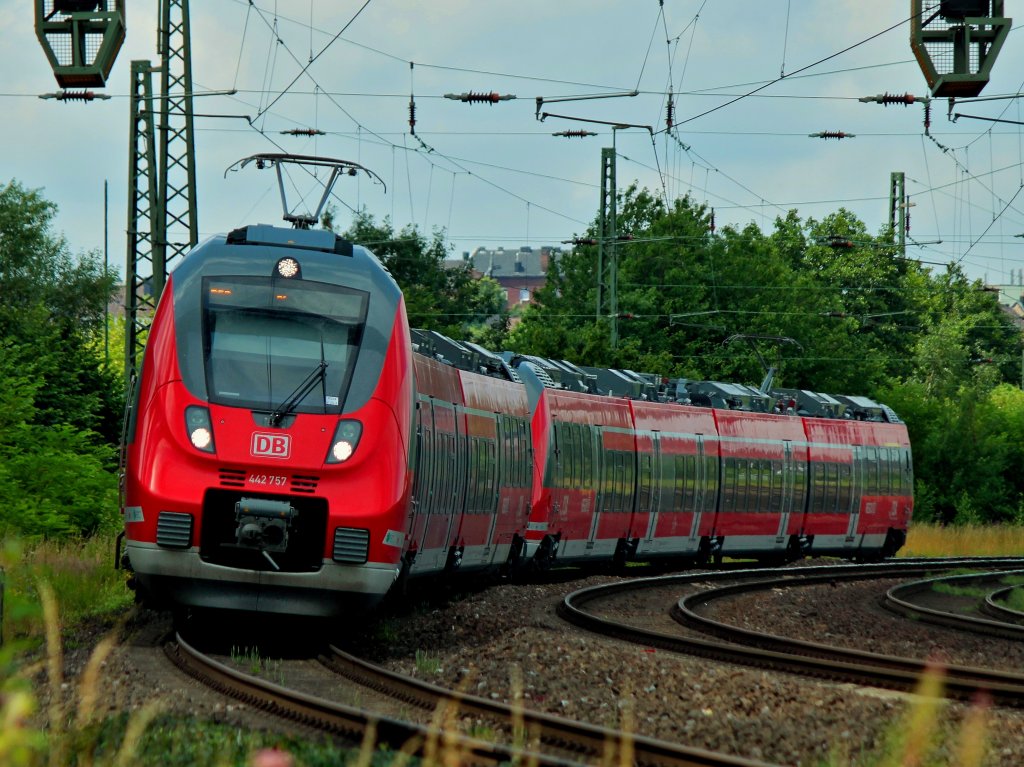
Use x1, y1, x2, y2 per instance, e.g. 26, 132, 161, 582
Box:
121, 227, 414, 617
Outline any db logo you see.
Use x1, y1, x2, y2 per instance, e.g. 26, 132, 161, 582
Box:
251, 432, 291, 459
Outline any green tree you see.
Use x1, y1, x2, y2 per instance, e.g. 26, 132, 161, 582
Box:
341, 210, 509, 341
0, 181, 121, 537
0, 181, 121, 443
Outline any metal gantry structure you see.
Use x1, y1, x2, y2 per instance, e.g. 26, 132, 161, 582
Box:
596, 147, 619, 349
125, 0, 197, 377
889, 171, 907, 256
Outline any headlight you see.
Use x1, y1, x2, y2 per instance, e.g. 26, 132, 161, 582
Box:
326, 419, 362, 464
185, 406, 216, 453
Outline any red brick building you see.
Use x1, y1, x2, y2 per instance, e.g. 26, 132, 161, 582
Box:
448, 245, 563, 311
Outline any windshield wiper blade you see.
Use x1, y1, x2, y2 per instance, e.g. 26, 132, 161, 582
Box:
268, 361, 328, 427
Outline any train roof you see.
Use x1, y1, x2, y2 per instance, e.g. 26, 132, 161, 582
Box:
410, 329, 902, 424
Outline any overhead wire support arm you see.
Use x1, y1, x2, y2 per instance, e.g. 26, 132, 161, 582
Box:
541, 113, 653, 133
952, 113, 1024, 127
535, 90, 639, 120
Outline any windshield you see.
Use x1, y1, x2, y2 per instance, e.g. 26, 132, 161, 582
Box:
202, 276, 368, 413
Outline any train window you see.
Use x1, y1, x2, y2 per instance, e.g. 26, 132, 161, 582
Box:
570, 424, 581, 489
425, 426, 436, 514
470, 436, 481, 514
438, 431, 448, 515
737, 459, 750, 513
671, 454, 684, 512
693, 454, 703, 512
757, 460, 770, 513
809, 463, 824, 513
453, 433, 463, 515
838, 462, 852, 512
519, 419, 528, 487
638, 453, 651, 513
770, 460, 780, 513
828, 462, 841, 514
791, 459, 806, 512
704, 454, 719, 513
581, 426, 592, 490
623, 452, 631, 513
722, 458, 737, 511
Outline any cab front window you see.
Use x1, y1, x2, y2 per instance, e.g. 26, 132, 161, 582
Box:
202, 276, 368, 414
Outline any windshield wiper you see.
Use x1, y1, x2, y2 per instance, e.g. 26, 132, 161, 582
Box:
268, 360, 328, 427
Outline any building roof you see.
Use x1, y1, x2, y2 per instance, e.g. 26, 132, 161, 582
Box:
445, 245, 563, 278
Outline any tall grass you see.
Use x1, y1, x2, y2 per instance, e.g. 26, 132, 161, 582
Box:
901, 523, 1024, 558
2, 535, 133, 645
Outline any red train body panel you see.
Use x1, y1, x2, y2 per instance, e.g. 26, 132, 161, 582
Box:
120, 223, 913, 619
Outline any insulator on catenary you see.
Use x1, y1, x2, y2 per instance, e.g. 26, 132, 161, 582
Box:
280, 128, 325, 136
553, 130, 597, 138
408, 97, 416, 135
444, 91, 516, 104
666, 90, 674, 132
859, 92, 922, 106
39, 90, 110, 101
809, 131, 855, 140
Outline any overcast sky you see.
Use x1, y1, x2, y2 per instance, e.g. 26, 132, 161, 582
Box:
4, 1, 1024, 286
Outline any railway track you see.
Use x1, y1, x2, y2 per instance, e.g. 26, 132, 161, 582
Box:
166, 630, 775, 767
883, 570, 1024, 639
558, 557, 1024, 707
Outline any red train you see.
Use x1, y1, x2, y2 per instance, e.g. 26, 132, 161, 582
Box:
119, 222, 912, 618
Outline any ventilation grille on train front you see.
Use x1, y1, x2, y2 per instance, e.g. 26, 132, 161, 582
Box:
291, 475, 319, 494
156, 511, 193, 549
332, 527, 369, 564
219, 468, 246, 488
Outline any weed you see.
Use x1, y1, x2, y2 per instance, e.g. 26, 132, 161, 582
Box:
931, 582, 988, 599
413, 649, 441, 675
1006, 588, 1024, 612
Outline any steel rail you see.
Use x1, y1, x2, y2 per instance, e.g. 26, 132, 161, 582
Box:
557, 558, 1024, 707
324, 645, 774, 767
166, 632, 576, 767
984, 584, 1024, 623
884, 570, 1024, 640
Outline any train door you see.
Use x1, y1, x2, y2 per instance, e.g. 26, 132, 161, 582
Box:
688, 436, 708, 543
480, 426, 500, 565
411, 400, 463, 574
406, 399, 433, 564
775, 441, 795, 543
846, 445, 863, 542
642, 433, 662, 542
586, 428, 604, 548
